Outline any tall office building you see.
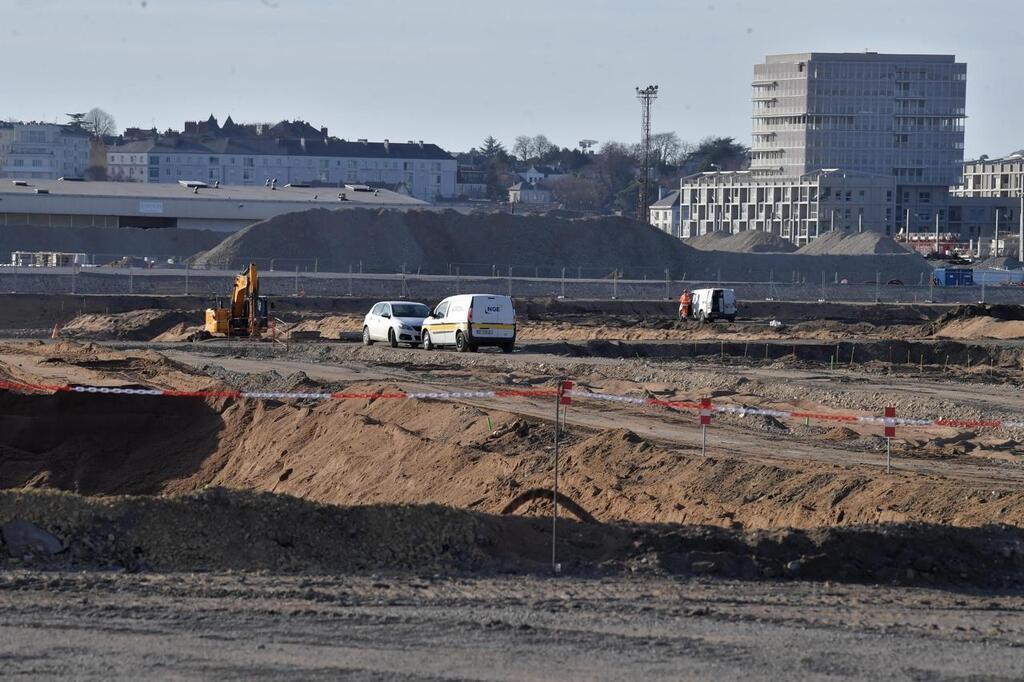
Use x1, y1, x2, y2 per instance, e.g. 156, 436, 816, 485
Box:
676, 52, 968, 240
751, 52, 966, 185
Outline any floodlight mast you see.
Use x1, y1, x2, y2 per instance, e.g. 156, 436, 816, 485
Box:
636, 85, 659, 222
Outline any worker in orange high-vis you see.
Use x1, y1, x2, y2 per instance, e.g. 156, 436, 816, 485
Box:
678, 289, 692, 321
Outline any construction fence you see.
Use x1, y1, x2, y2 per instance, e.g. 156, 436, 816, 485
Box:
1, 265, 1024, 304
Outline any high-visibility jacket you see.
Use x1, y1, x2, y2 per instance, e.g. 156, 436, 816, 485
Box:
678, 293, 692, 312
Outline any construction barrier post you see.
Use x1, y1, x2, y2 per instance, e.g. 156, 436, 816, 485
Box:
551, 380, 573, 575
699, 398, 712, 457
884, 406, 896, 474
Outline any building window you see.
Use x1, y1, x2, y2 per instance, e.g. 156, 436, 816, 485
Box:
209, 156, 219, 165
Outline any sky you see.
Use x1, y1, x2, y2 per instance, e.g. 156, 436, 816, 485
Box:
2, 0, 1021, 158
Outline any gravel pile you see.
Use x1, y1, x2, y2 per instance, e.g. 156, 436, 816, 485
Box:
190, 207, 934, 283
686, 230, 798, 253
192, 208, 694, 278
797, 231, 915, 256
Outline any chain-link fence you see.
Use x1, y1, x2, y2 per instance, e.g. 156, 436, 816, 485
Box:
2, 266, 1024, 304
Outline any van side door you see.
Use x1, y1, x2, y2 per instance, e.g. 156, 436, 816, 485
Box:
426, 300, 451, 345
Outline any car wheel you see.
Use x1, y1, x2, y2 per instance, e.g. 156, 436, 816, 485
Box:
388, 329, 398, 348
500, 342, 514, 354
698, 311, 707, 325
455, 331, 469, 353
362, 326, 373, 345
422, 331, 434, 351
726, 315, 736, 323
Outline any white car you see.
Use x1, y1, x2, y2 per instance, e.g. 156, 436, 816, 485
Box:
362, 300, 430, 347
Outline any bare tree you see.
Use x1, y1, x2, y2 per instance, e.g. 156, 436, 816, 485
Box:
649, 132, 683, 167
83, 107, 117, 137
512, 135, 533, 162
549, 176, 603, 211
531, 134, 557, 160
513, 134, 559, 162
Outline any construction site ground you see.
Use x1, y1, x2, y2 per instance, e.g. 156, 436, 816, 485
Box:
4, 295, 1024, 677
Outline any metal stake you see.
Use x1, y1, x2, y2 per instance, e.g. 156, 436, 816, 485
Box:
552, 380, 561, 574
701, 424, 707, 457
886, 437, 891, 474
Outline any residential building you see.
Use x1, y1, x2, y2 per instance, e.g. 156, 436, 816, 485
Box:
455, 166, 488, 199
507, 181, 552, 205
105, 116, 458, 201
648, 189, 681, 237
954, 152, 1024, 198
679, 170, 894, 244
0, 122, 90, 180
683, 51, 968, 243
519, 165, 568, 185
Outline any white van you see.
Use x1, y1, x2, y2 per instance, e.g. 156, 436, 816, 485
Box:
421, 294, 516, 353
690, 288, 737, 323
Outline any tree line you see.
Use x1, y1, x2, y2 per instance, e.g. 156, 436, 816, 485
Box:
461, 133, 750, 214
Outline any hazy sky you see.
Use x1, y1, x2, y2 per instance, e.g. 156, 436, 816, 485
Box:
3, 0, 1021, 158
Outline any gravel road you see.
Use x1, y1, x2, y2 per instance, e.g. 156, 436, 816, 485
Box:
3, 571, 1024, 680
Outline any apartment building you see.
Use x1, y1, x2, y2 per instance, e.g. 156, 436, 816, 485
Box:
0, 122, 90, 180
954, 152, 1024, 198
680, 52, 968, 242
679, 170, 894, 244
106, 117, 458, 201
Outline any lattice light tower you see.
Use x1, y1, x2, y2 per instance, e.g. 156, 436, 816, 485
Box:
635, 85, 659, 222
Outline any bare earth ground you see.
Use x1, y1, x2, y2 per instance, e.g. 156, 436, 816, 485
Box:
5, 300, 1024, 678
3, 572, 1024, 680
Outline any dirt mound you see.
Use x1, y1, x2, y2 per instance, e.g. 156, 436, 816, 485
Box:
934, 317, 1024, 340
150, 322, 203, 343
5, 371, 1024, 531
192, 208, 694, 278
976, 255, 1024, 271
797, 231, 914, 256
687, 230, 798, 253
287, 314, 362, 340
824, 426, 860, 441
3, 488, 1024, 587
928, 304, 1024, 340
0, 224, 223, 260
61, 310, 194, 341
190, 207, 930, 283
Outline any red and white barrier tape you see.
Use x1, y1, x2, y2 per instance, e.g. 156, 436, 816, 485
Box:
1, 378, 1021, 431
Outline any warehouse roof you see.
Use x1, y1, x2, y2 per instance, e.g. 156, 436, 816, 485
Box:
0, 178, 425, 207
109, 136, 454, 161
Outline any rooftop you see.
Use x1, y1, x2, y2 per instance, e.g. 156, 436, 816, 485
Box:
650, 190, 681, 207
763, 52, 958, 64
0, 178, 426, 207
111, 135, 454, 161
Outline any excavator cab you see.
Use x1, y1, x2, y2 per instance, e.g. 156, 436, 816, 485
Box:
201, 263, 269, 338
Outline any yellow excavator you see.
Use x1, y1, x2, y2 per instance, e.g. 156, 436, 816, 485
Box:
198, 263, 269, 339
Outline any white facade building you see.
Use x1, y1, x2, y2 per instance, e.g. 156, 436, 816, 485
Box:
679, 170, 895, 244
648, 189, 681, 237
107, 135, 457, 201
0, 122, 90, 180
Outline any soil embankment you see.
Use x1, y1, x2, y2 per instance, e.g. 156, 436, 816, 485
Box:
189, 208, 934, 282
3, 487, 1023, 587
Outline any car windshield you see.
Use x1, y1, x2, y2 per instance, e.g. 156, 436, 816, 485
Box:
391, 304, 429, 318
